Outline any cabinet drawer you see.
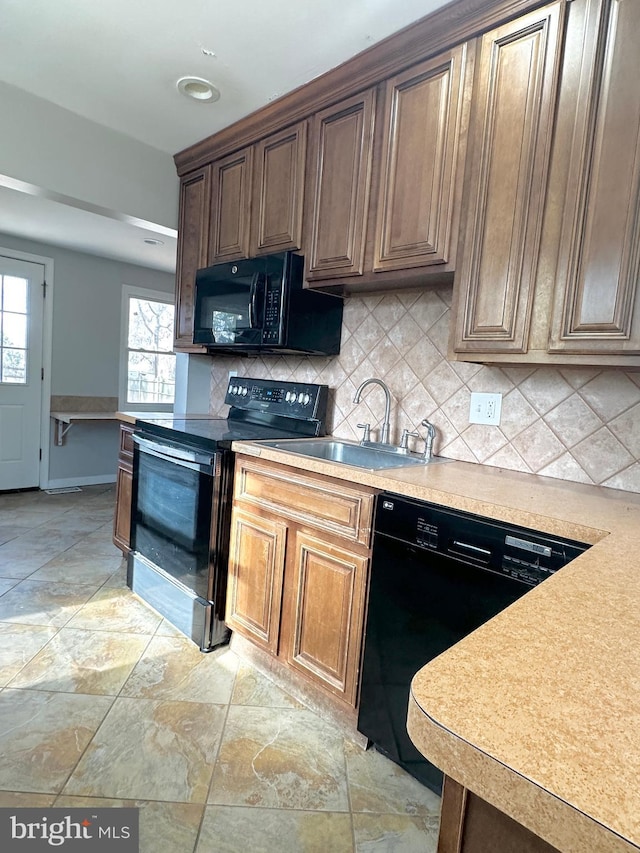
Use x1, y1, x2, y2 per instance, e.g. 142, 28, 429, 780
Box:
234, 457, 375, 546
119, 423, 135, 461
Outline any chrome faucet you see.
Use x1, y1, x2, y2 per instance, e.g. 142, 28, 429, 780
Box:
354, 378, 392, 444
421, 418, 437, 460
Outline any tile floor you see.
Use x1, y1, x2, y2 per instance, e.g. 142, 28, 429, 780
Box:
0, 485, 441, 852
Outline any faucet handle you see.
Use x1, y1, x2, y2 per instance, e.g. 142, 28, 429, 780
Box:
356, 423, 371, 443
400, 428, 419, 450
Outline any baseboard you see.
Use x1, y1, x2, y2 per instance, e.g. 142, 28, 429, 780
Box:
44, 474, 117, 489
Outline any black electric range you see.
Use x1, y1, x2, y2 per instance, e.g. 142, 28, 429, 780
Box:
127, 377, 329, 650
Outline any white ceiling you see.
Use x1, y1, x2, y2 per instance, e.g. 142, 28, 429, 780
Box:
0, 0, 449, 272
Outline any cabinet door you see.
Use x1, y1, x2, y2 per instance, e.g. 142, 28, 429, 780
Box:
548, 0, 640, 354
251, 122, 307, 255
226, 506, 287, 655
283, 531, 368, 706
307, 90, 376, 279
174, 167, 211, 351
209, 147, 254, 263
113, 463, 132, 555
373, 44, 471, 272
452, 2, 564, 355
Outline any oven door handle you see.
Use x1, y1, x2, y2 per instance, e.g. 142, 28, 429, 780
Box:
133, 434, 216, 475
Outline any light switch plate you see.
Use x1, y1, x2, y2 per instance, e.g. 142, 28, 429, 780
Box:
469, 392, 502, 425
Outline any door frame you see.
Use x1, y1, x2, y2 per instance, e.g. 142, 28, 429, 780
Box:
0, 246, 54, 490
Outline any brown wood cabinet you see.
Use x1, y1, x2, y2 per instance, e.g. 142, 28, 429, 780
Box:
209, 146, 254, 263
547, 0, 640, 356
451, 1, 565, 356
307, 90, 377, 280
174, 167, 210, 352
226, 456, 375, 708
438, 776, 560, 853
113, 422, 134, 554
373, 43, 472, 273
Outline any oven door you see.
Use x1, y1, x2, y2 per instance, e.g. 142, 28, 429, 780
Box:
128, 433, 232, 650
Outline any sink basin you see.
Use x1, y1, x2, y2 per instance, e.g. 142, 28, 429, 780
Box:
257, 438, 448, 471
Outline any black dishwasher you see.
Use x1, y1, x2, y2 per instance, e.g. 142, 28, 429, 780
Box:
357, 493, 589, 794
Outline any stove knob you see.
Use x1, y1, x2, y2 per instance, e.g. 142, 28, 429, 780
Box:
285, 391, 292, 402
297, 392, 304, 403
303, 393, 310, 405
230, 385, 237, 394
241, 386, 248, 396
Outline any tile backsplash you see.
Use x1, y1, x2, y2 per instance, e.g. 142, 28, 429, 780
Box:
207, 285, 640, 495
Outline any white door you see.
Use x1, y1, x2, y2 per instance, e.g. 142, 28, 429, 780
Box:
0, 256, 45, 490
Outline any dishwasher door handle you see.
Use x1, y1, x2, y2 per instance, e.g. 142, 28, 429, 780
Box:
448, 539, 492, 564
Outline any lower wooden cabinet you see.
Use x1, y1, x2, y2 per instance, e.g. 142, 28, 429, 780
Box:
113, 423, 134, 554
226, 456, 376, 709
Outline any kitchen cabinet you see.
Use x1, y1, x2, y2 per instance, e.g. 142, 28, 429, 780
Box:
113, 422, 134, 554
306, 90, 377, 280
546, 0, 640, 357
174, 167, 210, 352
251, 122, 307, 255
209, 146, 254, 263
226, 455, 375, 708
438, 777, 560, 853
372, 43, 472, 274
451, 1, 565, 357
209, 122, 307, 265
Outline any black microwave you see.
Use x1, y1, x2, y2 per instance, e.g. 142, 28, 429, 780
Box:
193, 252, 343, 355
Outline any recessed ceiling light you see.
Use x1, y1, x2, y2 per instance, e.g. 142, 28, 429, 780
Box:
143, 238, 164, 246
176, 76, 220, 103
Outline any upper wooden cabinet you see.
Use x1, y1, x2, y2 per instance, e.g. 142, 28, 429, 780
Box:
209, 146, 254, 263
451, 1, 565, 356
209, 122, 307, 265
174, 166, 210, 351
251, 123, 307, 255
373, 44, 471, 273
547, 0, 640, 356
307, 90, 377, 280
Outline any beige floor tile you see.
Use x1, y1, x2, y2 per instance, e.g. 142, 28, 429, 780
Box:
120, 636, 238, 704
9, 627, 151, 694
63, 697, 227, 803
0, 689, 114, 793
0, 577, 20, 595
55, 796, 203, 853
0, 580, 98, 626
345, 741, 441, 817
66, 587, 163, 634
208, 705, 349, 811
352, 813, 439, 852
104, 565, 128, 588
0, 622, 58, 686
230, 662, 303, 709
197, 806, 354, 853
0, 791, 57, 807
154, 617, 185, 637
28, 551, 122, 586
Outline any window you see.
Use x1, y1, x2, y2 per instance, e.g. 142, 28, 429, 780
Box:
120, 286, 175, 410
0, 273, 28, 384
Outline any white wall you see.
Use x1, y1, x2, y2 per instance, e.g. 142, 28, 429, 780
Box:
0, 81, 178, 229
0, 232, 175, 487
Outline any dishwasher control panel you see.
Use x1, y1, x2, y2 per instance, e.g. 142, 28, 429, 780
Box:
376, 494, 589, 587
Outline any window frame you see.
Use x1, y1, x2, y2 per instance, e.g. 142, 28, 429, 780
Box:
119, 285, 176, 412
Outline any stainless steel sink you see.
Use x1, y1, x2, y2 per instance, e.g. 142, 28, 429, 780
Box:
257, 438, 448, 471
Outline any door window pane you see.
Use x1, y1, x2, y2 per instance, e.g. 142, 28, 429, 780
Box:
1, 275, 28, 385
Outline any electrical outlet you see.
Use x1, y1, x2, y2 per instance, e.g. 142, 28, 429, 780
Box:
469, 392, 502, 425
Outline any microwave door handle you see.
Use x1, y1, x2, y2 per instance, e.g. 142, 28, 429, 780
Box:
248, 272, 266, 330
248, 272, 259, 329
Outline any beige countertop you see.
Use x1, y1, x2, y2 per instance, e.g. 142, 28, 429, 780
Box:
115, 411, 213, 425
232, 438, 640, 853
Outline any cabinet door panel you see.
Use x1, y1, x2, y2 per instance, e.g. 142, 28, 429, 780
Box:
549, 0, 640, 353
226, 507, 287, 654
453, 2, 564, 354
113, 464, 132, 554
374, 44, 469, 271
285, 532, 368, 706
174, 167, 211, 350
210, 148, 254, 262
252, 122, 307, 254
307, 90, 376, 279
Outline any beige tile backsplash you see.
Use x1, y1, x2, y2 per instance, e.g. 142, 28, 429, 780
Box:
207, 285, 640, 495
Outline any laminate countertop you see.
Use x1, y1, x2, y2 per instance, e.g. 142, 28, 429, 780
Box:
232, 439, 640, 853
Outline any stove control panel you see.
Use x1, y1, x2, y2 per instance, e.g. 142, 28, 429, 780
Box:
225, 377, 328, 424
